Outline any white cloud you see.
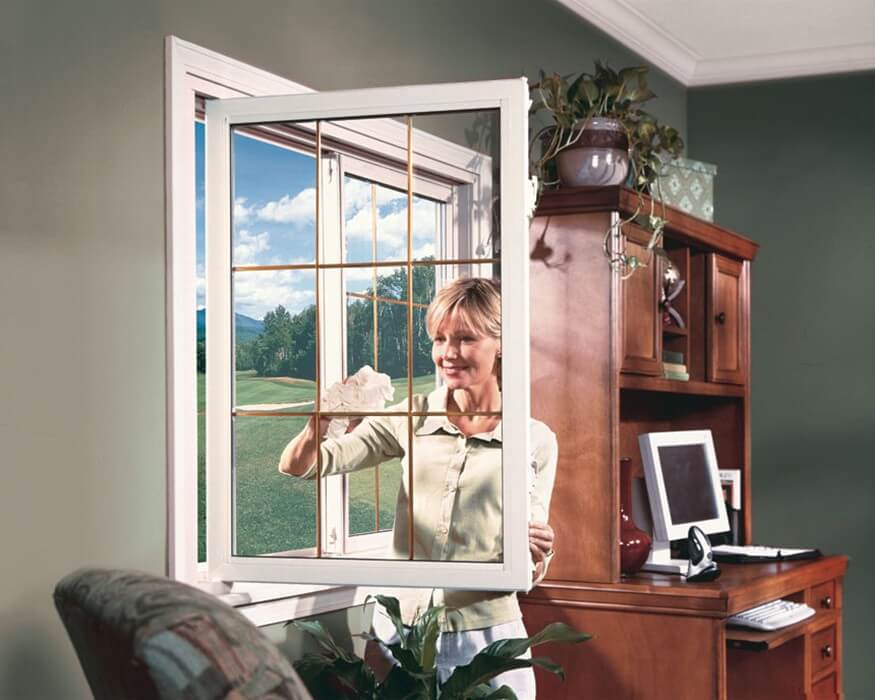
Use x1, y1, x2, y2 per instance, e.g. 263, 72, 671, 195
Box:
234, 197, 253, 223
343, 178, 406, 213
343, 267, 375, 283
257, 189, 316, 224
233, 229, 271, 264
413, 242, 436, 259
344, 198, 437, 258
234, 269, 316, 319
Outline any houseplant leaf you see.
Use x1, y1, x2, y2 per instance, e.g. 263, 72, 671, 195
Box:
293, 619, 358, 663
373, 594, 408, 646
438, 655, 564, 698
439, 622, 590, 698
380, 665, 432, 700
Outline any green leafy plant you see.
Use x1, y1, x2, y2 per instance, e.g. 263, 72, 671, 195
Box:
530, 61, 685, 276
291, 594, 591, 699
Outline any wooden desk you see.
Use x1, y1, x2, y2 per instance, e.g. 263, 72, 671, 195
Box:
520, 556, 848, 700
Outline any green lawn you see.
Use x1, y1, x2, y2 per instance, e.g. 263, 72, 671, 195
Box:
198, 371, 438, 561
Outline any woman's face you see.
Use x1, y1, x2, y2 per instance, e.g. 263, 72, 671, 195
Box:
431, 311, 500, 391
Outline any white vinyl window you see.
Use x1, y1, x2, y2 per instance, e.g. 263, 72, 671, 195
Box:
207, 82, 531, 590
168, 37, 531, 601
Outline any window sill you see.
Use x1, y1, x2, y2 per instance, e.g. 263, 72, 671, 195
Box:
191, 565, 371, 627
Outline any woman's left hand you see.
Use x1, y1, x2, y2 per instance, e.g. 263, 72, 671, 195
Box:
529, 521, 554, 564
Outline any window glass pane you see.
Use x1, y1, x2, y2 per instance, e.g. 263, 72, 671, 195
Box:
233, 269, 317, 411
231, 126, 317, 266
320, 415, 410, 559
342, 176, 442, 264
412, 109, 500, 264
234, 416, 317, 556
378, 460, 402, 531
216, 104, 509, 574
347, 467, 379, 536
344, 266, 408, 384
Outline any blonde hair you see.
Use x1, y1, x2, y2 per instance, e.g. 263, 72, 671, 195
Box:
425, 277, 501, 340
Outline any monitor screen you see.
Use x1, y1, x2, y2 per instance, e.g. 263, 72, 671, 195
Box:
657, 443, 720, 524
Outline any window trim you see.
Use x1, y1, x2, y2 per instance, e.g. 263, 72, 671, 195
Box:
166, 37, 357, 625
205, 79, 531, 590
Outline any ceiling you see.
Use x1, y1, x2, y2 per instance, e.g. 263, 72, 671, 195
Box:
556, 0, 875, 86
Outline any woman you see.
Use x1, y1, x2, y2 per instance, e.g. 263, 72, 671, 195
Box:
278, 277, 557, 697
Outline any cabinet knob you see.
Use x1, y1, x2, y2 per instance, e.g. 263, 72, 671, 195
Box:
715, 312, 726, 324
821, 644, 833, 659
821, 595, 833, 609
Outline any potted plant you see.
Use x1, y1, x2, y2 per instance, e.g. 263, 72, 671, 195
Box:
530, 61, 685, 275
291, 595, 590, 699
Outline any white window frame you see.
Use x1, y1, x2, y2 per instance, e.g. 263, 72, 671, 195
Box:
167, 38, 530, 620
206, 78, 531, 590
166, 37, 361, 624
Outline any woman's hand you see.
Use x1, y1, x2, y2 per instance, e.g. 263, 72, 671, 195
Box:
529, 521, 554, 582
529, 521, 554, 564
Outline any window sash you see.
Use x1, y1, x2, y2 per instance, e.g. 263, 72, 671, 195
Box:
206, 80, 532, 590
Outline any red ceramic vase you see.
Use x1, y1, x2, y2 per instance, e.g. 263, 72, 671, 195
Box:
619, 458, 652, 575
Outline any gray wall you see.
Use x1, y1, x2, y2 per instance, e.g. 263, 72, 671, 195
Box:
0, 1, 684, 697
688, 72, 875, 700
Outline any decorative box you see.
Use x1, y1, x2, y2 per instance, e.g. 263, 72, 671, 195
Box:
650, 157, 717, 222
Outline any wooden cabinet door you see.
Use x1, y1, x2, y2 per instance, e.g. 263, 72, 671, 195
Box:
707, 254, 748, 384
620, 225, 662, 375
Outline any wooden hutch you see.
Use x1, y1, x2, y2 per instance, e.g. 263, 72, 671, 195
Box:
521, 187, 848, 699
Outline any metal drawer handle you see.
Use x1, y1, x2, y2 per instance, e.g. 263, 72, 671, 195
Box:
821, 644, 833, 659
715, 312, 726, 324
821, 595, 832, 609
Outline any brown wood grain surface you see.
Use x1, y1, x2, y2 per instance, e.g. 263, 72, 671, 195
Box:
530, 213, 617, 583
534, 186, 760, 261
522, 599, 723, 699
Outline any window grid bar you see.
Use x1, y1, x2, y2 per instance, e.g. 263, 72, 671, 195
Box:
233, 257, 498, 273
347, 292, 428, 310
406, 116, 415, 561
314, 121, 323, 559
233, 410, 501, 418
370, 181, 380, 533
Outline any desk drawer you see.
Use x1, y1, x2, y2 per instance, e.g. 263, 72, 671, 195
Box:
810, 624, 836, 677
811, 672, 837, 700
809, 580, 837, 611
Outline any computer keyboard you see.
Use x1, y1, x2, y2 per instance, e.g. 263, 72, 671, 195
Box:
712, 544, 820, 563
727, 599, 816, 631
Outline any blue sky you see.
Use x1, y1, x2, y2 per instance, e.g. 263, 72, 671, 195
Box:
196, 122, 438, 320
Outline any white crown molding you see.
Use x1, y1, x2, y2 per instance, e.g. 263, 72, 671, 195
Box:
556, 0, 875, 86
689, 43, 875, 87
554, 0, 699, 83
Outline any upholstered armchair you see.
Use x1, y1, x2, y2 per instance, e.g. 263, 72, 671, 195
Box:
54, 568, 312, 699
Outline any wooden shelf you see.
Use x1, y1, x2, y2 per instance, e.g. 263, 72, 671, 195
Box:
620, 373, 745, 397
662, 325, 688, 337
726, 610, 839, 652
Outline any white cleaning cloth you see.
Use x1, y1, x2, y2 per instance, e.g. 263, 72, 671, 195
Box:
321, 365, 395, 439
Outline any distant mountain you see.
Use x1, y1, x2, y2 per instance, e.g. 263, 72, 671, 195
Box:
196, 309, 264, 343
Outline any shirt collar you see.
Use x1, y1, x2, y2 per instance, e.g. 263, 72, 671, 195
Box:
414, 385, 503, 442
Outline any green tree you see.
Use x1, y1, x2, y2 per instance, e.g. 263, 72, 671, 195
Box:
253, 305, 294, 376
235, 339, 256, 371
347, 266, 435, 379
196, 341, 206, 373
251, 265, 435, 380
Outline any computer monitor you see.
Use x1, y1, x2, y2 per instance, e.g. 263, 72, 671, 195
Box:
638, 430, 730, 574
